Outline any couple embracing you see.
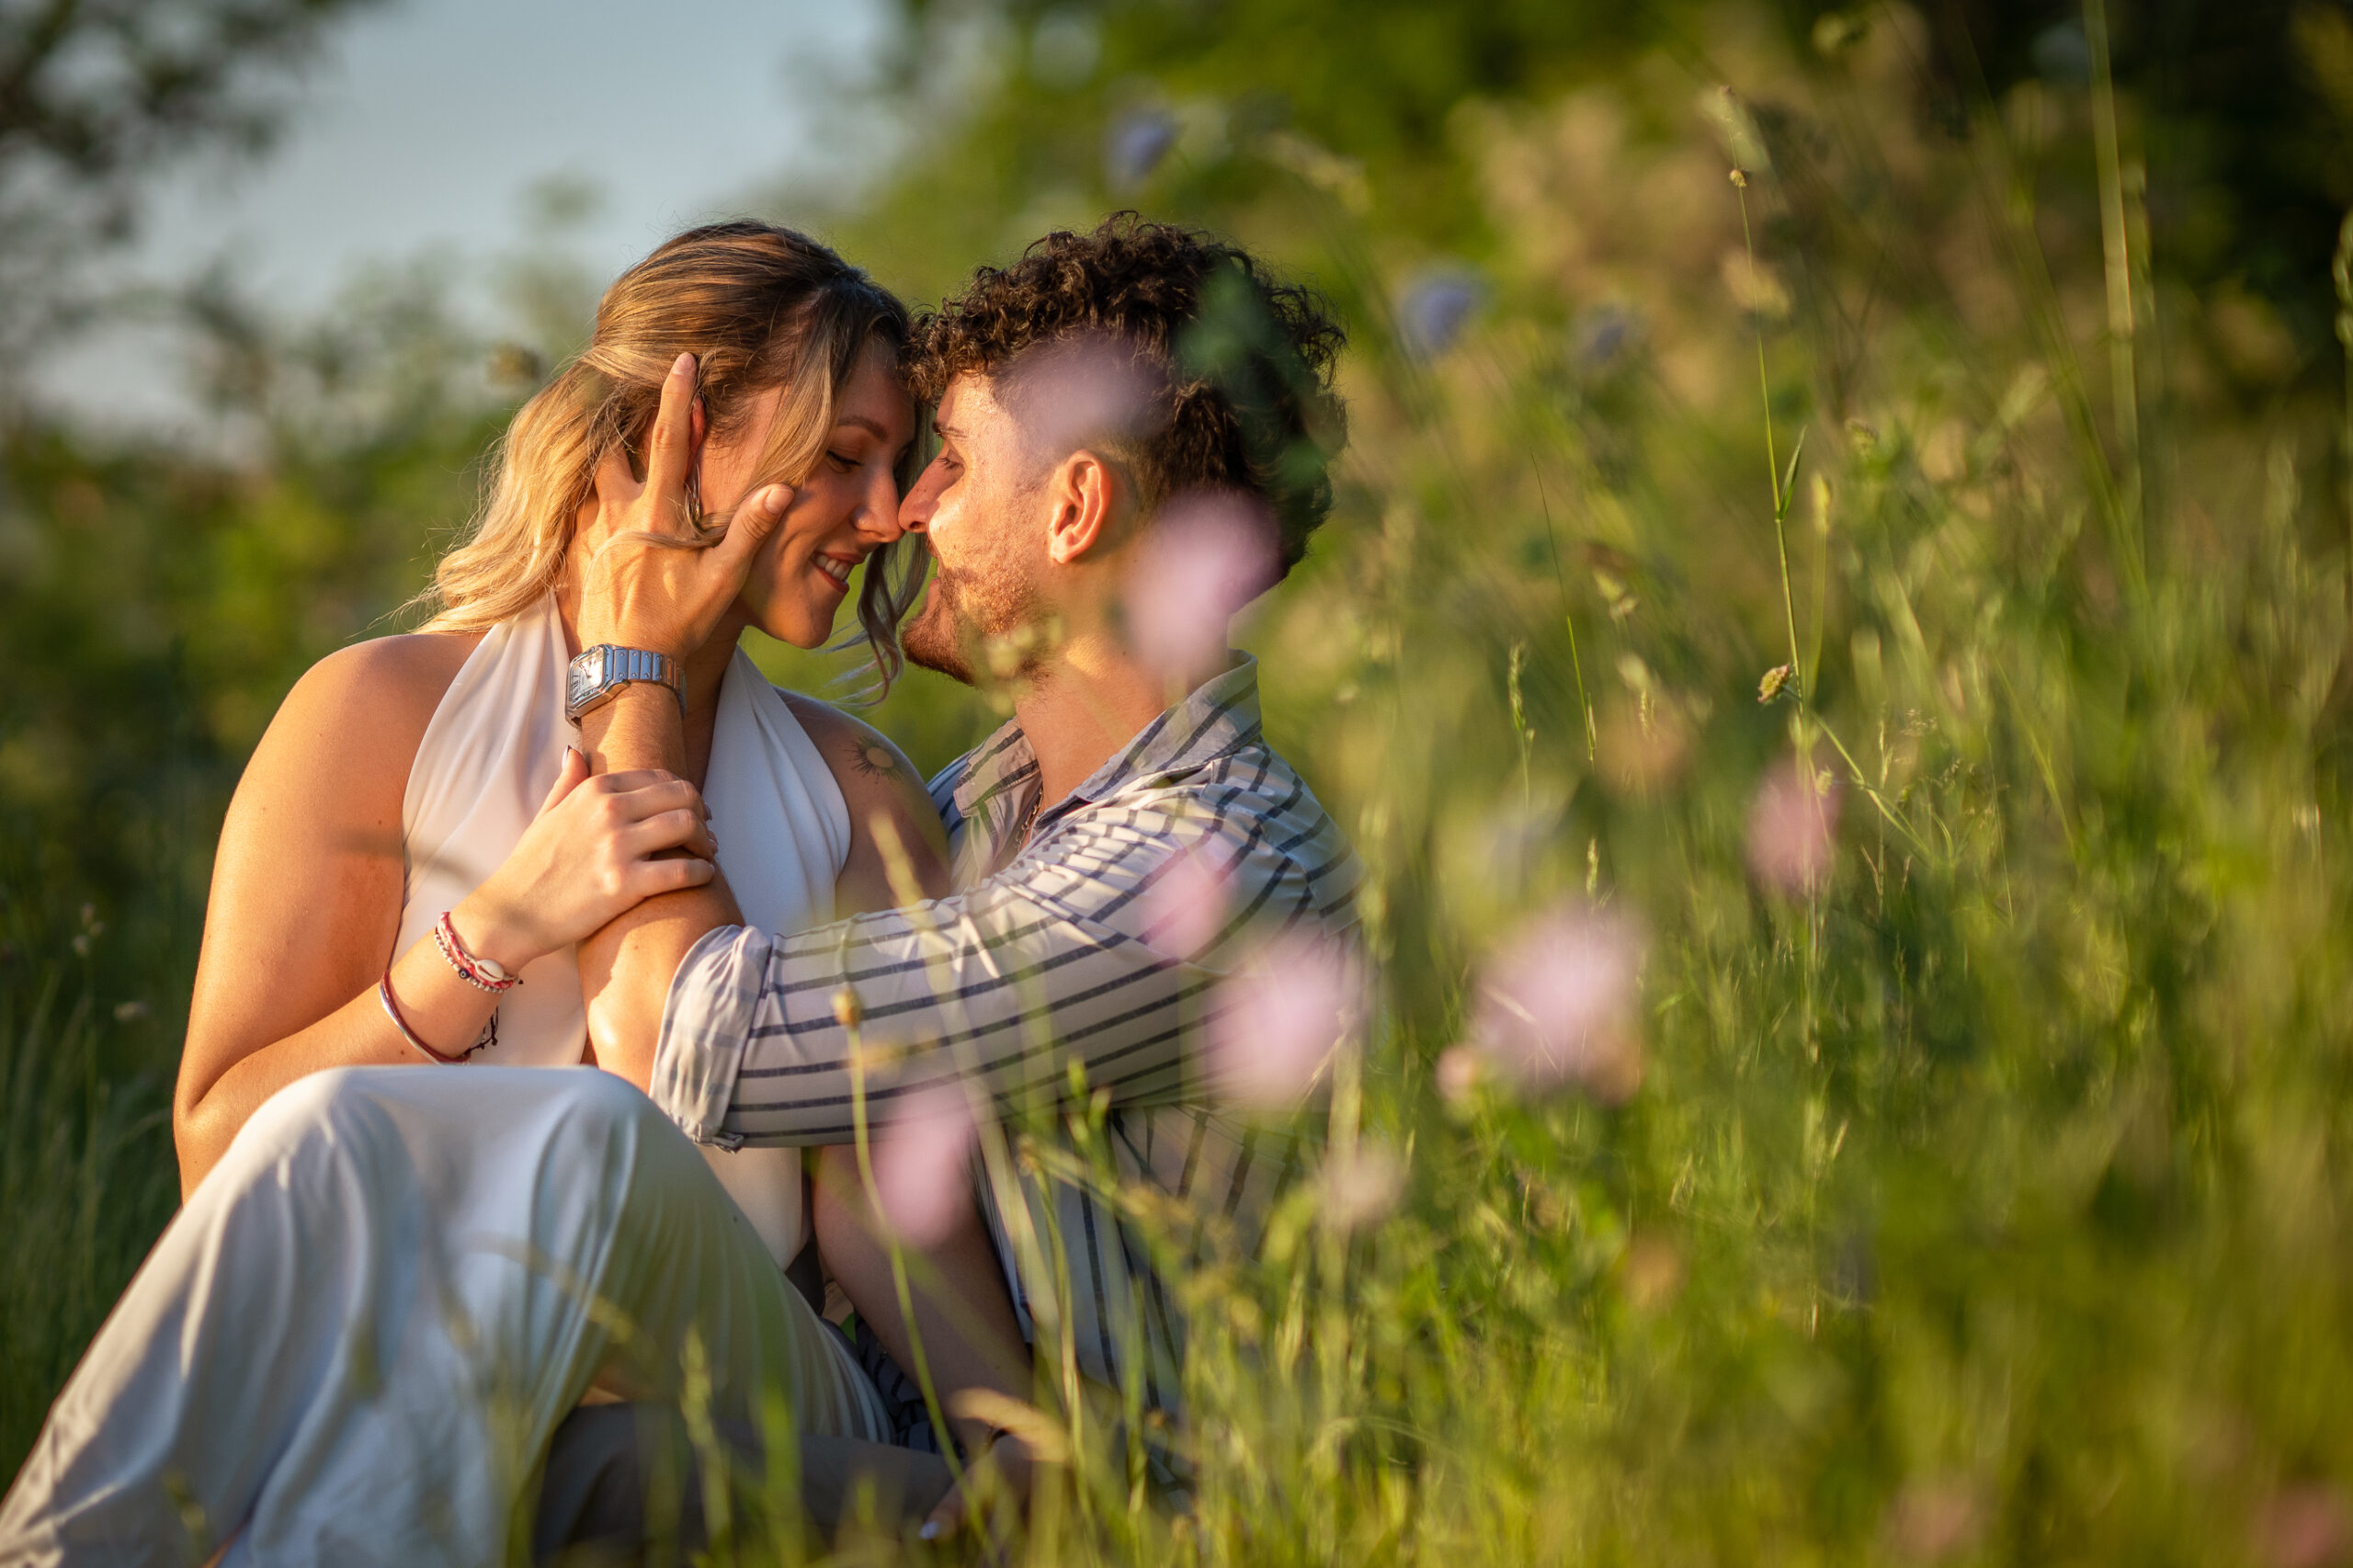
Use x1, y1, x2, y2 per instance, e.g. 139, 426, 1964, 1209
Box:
1, 214, 1360, 1563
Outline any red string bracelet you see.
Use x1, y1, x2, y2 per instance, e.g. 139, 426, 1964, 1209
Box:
378, 971, 469, 1065
434, 911, 520, 994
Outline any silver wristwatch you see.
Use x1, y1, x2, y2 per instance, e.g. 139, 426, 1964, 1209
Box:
564, 644, 685, 724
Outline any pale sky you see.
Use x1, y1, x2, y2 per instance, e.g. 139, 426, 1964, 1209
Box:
40, 0, 892, 432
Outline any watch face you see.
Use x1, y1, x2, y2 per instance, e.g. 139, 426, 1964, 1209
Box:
567, 646, 606, 714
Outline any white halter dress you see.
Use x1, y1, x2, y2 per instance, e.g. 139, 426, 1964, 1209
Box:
0, 598, 890, 1567
395, 595, 847, 1267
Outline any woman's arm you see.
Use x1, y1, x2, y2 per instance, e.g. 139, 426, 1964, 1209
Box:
176, 636, 461, 1195
174, 635, 720, 1196
783, 695, 951, 915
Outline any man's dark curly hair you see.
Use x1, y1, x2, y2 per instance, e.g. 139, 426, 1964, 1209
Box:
910, 213, 1347, 574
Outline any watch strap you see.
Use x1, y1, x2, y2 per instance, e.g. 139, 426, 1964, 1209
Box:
565, 644, 686, 724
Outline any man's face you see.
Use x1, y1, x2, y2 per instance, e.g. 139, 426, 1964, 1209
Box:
899, 373, 1051, 684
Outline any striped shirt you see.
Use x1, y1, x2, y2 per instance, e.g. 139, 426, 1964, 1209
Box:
654, 654, 1359, 1412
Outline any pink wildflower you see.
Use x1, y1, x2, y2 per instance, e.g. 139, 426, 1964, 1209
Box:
1746, 754, 1841, 894
1434, 1044, 1484, 1104
1322, 1143, 1406, 1230
2257, 1485, 2353, 1568
1017, 336, 1160, 460
1882, 1479, 1984, 1563
1206, 931, 1362, 1110
1122, 491, 1281, 684
870, 1082, 980, 1246
1468, 903, 1644, 1104
1142, 843, 1231, 959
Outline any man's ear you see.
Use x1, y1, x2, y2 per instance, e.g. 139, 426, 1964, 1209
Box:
1043, 449, 1124, 565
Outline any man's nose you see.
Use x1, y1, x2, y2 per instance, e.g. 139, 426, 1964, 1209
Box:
897, 478, 936, 535
857, 466, 908, 543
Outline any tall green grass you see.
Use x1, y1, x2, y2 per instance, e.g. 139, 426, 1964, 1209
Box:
0, 938, 179, 1460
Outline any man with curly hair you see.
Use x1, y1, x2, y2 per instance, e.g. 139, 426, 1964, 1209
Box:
567, 213, 1363, 1529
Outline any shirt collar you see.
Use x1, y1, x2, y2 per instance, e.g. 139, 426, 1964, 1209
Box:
947, 654, 1266, 827
946, 720, 1038, 822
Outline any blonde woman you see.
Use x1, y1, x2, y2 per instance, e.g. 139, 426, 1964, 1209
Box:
1, 222, 960, 1564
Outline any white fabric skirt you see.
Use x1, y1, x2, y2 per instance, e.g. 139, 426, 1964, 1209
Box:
0, 1066, 887, 1567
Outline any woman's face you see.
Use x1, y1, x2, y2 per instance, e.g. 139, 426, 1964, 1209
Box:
697, 343, 915, 650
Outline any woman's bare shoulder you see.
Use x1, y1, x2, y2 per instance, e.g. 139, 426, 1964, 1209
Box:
780, 693, 927, 793
283, 631, 481, 726
241, 631, 486, 820
296, 631, 483, 708
779, 692, 949, 866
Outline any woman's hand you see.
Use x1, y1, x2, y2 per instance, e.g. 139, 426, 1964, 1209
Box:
576, 351, 794, 659
451, 747, 717, 972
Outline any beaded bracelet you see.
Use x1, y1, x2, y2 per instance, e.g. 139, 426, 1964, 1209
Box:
434, 911, 520, 994
379, 971, 469, 1065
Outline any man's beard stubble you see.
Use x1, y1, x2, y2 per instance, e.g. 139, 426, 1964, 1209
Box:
901, 547, 1044, 688
899, 573, 974, 683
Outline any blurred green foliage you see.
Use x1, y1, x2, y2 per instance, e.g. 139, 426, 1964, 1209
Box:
9, 1, 2353, 1561
0, 0, 382, 372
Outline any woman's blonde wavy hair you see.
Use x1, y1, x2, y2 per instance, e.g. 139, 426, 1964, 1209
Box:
417, 221, 922, 690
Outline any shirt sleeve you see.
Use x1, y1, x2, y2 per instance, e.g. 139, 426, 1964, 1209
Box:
648, 803, 1324, 1147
